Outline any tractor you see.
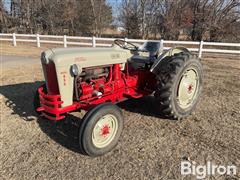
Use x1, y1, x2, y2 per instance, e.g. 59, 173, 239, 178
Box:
34, 39, 203, 156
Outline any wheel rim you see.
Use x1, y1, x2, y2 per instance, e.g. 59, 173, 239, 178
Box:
177, 68, 199, 109
92, 114, 118, 148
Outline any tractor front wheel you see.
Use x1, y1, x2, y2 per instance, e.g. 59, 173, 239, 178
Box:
79, 103, 123, 156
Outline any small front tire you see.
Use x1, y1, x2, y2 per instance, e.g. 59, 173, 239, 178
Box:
79, 103, 123, 156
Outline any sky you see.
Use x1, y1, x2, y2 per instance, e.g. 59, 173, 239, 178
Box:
3, 0, 11, 11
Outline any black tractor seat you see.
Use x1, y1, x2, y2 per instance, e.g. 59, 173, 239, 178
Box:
130, 41, 161, 64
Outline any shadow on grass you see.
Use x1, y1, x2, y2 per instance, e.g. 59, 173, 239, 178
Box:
0, 81, 169, 153
0, 81, 82, 153
118, 95, 169, 119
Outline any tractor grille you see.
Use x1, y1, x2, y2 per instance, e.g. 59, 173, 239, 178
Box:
42, 62, 59, 95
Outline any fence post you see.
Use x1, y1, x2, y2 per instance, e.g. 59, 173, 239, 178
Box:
36, 34, 40, 47
124, 37, 128, 46
63, 35, 67, 48
12, 33, 16, 46
92, 36, 96, 47
160, 39, 164, 53
198, 40, 203, 58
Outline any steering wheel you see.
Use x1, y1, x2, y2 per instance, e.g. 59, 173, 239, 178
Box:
114, 39, 138, 51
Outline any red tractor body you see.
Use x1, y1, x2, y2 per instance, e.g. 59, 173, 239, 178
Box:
37, 63, 156, 120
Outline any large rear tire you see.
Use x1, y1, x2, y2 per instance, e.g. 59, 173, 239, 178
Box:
79, 103, 123, 156
154, 52, 203, 119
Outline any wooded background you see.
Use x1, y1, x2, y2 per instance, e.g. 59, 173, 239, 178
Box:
0, 0, 239, 42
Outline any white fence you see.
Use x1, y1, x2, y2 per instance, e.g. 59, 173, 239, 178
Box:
0, 33, 239, 58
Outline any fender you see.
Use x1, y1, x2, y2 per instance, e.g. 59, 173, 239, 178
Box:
150, 46, 192, 75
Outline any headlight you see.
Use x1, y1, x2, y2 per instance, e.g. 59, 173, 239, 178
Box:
71, 64, 79, 76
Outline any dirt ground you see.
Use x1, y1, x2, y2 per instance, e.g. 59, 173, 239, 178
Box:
0, 44, 240, 179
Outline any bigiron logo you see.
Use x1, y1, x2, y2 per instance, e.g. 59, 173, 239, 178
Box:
181, 161, 237, 179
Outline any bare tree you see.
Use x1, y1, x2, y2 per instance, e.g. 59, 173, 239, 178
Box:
119, 0, 240, 41
90, 0, 112, 37
120, 0, 141, 38
1, 0, 112, 36
190, 0, 240, 41
1, 0, 239, 42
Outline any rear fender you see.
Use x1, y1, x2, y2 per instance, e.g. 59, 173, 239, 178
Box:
150, 47, 191, 75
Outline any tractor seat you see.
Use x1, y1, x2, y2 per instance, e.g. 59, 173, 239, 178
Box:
130, 41, 161, 64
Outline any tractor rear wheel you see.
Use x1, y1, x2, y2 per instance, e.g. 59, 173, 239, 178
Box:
79, 103, 123, 156
154, 52, 203, 119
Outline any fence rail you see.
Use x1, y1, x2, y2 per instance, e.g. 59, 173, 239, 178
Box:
0, 33, 239, 58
